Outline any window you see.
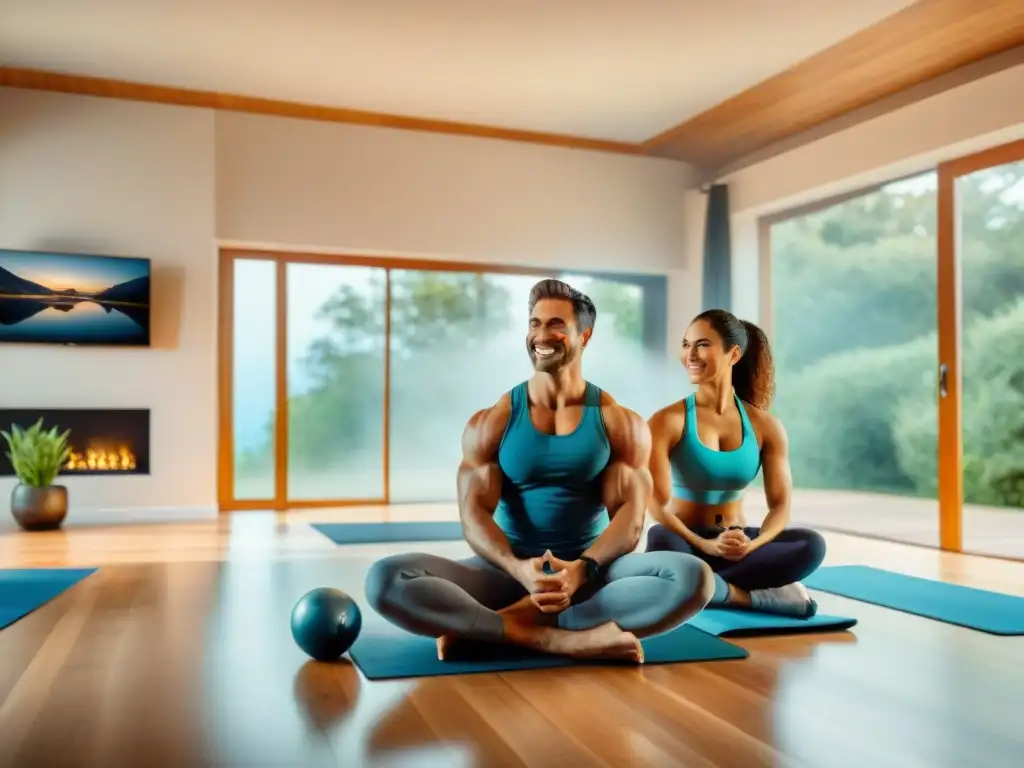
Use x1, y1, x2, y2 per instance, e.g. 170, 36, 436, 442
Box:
231, 258, 277, 501
221, 254, 671, 508
285, 262, 387, 501
954, 157, 1024, 557
768, 173, 941, 546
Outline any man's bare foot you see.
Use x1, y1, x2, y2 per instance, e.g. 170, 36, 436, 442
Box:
553, 622, 644, 663
437, 596, 548, 660
437, 597, 643, 664
499, 595, 553, 626
505, 619, 644, 664
436, 634, 457, 660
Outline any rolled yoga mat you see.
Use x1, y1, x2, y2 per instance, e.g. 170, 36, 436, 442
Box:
803, 565, 1024, 636
312, 521, 463, 545
0, 567, 99, 631
348, 624, 747, 680
688, 606, 857, 637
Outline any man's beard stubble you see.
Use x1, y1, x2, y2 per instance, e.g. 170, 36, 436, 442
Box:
528, 340, 578, 372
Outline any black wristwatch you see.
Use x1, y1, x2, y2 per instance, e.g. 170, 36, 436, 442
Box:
579, 555, 604, 582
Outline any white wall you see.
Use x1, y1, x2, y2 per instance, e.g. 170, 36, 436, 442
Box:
0, 87, 218, 530
216, 111, 697, 274
718, 62, 1024, 322
0, 87, 698, 526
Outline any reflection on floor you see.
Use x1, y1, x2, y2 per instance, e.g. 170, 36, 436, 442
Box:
1, 506, 1023, 767
743, 488, 1024, 561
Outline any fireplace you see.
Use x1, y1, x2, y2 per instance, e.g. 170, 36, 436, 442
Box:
0, 409, 150, 477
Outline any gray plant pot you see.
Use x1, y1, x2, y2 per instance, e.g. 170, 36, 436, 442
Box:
11, 484, 68, 531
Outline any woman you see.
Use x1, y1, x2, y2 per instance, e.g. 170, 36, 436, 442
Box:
645, 309, 825, 618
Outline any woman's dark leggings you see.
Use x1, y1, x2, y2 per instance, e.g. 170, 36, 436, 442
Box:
645, 525, 827, 591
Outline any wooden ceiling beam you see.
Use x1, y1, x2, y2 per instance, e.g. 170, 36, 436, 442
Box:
0, 66, 643, 157
641, 0, 1024, 170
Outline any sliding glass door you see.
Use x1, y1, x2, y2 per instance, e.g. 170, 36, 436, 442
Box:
285, 262, 388, 502
761, 138, 1024, 559
937, 139, 1024, 558
219, 251, 670, 511
227, 258, 278, 502
219, 254, 388, 510
765, 176, 942, 548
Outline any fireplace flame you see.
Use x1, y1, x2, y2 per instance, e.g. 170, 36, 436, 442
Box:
65, 446, 137, 472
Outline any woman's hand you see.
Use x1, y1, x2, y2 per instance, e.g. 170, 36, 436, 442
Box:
719, 529, 750, 561
700, 529, 749, 561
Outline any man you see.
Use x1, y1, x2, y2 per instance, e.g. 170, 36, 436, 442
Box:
365, 279, 714, 663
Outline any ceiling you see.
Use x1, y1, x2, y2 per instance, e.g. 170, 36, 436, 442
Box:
0, 0, 920, 143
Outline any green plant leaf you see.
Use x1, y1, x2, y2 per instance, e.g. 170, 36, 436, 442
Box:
1, 419, 70, 487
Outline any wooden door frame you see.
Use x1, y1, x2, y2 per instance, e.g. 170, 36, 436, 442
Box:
936, 137, 1024, 551
216, 249, 399, 511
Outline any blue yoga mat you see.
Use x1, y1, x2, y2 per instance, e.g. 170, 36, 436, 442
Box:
348, 624, 747, 680
688, 606, 857, 636
804, 565, 1024, 636
0, 567, 98, 631
312, 521, 463, 545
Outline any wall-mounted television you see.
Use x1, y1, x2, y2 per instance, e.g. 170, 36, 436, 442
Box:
0, 248, 151, 347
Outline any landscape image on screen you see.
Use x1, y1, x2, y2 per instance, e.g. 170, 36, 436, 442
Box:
0, 249, 151, 346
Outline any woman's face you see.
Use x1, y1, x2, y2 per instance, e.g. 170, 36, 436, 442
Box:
680, 319, 739, 384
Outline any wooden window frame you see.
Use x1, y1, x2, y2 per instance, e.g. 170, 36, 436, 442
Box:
217, 248, 665, 511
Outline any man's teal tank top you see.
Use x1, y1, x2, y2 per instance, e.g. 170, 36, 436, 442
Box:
668, 393, 762, 504
494, 381, 611, 559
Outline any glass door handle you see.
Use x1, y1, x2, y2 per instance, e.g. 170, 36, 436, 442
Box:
939, 363, 948, 398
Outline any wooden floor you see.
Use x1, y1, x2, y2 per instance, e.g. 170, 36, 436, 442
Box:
2, 507, 1024, 768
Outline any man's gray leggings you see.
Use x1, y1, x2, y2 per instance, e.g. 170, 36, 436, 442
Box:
363, 550, 714, 641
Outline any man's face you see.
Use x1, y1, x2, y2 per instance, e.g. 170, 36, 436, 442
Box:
526, 298, 589, 372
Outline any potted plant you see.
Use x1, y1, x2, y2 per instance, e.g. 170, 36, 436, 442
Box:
1, 418, 72, 531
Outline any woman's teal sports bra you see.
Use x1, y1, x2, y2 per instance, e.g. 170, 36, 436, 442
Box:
668, 393, 762, 504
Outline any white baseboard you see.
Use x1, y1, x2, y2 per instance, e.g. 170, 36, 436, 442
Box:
0, 504, 218, 532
